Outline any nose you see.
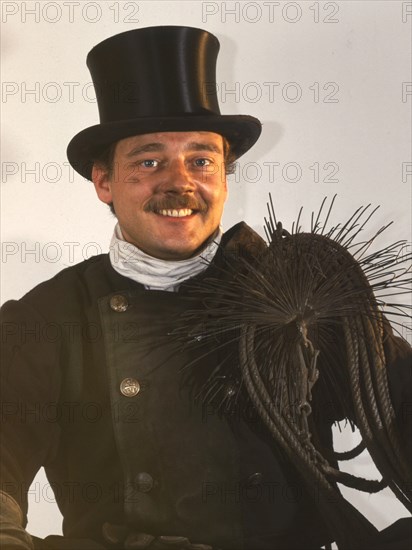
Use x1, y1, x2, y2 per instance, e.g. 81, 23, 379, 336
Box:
158, 159, 196, 194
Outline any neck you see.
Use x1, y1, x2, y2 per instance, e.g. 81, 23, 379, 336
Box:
109, 223, 223, 291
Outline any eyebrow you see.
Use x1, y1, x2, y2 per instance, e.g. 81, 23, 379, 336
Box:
125, 141, 223, 158
126, 143, 166, 157
184, 141, 223, 154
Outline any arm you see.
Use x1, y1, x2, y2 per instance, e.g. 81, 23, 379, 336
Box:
0, 490, 34, 550
0, 299, 62, 548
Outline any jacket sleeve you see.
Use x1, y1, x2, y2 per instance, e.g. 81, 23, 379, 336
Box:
0, 490, 35, 549
0, 298, 62, 524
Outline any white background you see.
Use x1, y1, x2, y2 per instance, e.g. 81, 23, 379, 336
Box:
1, 0, 411, 543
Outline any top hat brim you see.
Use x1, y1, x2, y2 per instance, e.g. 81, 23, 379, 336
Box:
67, 114, 262, 181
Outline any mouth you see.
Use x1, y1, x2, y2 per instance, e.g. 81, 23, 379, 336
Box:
155, 208, 196, 218
147, 196, 207, 219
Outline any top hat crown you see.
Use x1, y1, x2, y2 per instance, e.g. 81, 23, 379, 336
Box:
67, 26, 262, 180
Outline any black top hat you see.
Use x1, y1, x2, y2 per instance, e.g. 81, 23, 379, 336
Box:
67, 26, 262, 180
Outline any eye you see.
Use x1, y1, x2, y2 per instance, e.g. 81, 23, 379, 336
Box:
140, 159, 159, 168
194, 158, 212, 167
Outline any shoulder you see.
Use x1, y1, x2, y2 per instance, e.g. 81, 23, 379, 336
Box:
23, 254, 109, 299
1, 254, 126, 321
222, 222, 267, 263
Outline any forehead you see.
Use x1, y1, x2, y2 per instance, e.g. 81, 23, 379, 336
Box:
115, 131, 224, 156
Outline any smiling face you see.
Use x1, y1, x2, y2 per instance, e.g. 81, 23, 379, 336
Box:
92, 131, 228, 260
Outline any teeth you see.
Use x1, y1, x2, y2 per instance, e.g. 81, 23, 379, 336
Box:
158, 209, 193, 217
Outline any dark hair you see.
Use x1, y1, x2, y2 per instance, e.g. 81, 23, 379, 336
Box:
92, 136, 237, 216
93, 142, 117, 178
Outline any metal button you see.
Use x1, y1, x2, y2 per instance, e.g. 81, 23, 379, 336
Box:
135, 472, 154, 493
225, 382, 237, 397
247, 472, 263, 485
120, 378, 140, 397
110, 294, 128, 312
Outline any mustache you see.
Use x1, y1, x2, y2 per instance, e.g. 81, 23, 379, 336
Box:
145, 195, 208, 213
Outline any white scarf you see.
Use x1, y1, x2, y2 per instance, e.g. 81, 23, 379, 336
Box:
109, 223, 222, 292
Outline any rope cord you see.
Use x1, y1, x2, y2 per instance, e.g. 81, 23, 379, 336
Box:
240, 325, 380, 550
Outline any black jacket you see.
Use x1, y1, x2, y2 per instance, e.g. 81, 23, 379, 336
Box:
1, 223, 410, 550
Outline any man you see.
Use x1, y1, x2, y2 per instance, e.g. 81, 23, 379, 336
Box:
1, 26, 411, 550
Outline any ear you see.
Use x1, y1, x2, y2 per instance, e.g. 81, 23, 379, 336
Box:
91, 163, 113, 204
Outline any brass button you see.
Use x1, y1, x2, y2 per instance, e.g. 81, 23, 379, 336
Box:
110, 295, 128, 312
247, 472, 263, 485
120, 378, 140, 397
134, 472, 154, 493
